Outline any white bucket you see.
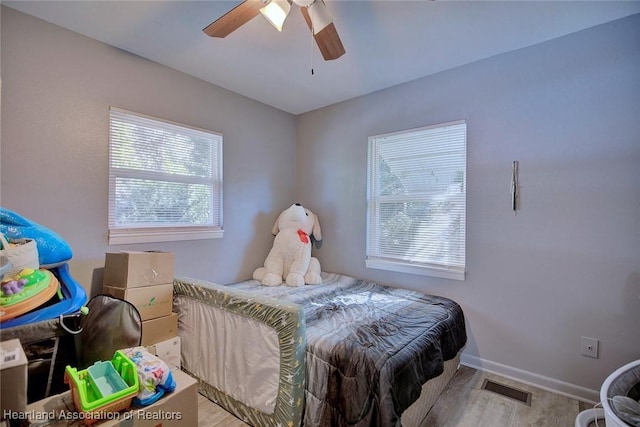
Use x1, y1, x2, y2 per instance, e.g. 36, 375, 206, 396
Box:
575, 408, 604, 427
601, 359, 640, 427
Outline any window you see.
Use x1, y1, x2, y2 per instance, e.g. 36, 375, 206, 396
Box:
108, 107, 223, 245
366, 120, 466, 280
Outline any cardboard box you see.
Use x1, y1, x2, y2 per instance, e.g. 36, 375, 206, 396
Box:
102, 284, 173, 321
103, 251, 174, 288
148, 337, 181, 370
0, 339, 28, 420
21, 369, 197, 426
141, 313, 178, 346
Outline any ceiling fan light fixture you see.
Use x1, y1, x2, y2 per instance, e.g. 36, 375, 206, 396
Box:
260, 0, 292, 32
307, 0, 333, 34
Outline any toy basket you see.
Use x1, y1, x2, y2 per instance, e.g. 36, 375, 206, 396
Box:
0, 234, 39, 277
64, 350, 139, 425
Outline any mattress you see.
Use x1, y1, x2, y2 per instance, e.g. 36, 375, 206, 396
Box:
174, 272, 467, 427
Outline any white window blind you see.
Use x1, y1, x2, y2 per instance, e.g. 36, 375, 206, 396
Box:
366, 120, 466, 280
108, 107, 223, 244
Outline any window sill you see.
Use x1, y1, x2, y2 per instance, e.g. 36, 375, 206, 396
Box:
108, 227, 223, 245
365, 258, 465, 281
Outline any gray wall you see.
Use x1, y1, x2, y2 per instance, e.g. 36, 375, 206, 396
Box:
1, 7, 297, 295
296, 15, 640, 400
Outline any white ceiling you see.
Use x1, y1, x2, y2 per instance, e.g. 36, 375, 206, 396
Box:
5, 1, 640, 115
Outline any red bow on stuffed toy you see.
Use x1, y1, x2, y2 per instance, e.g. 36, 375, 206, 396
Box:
297, 229, 309, 244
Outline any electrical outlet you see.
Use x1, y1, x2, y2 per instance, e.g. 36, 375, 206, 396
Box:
581, 336, 599, 358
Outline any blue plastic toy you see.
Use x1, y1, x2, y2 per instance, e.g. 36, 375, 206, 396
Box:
0, 263, 87, 329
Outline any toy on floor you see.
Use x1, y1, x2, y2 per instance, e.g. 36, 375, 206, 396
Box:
0, 209, 87, 327
0, 268, 60, 321
0, 263, 87, 329
253, 203, 323, 287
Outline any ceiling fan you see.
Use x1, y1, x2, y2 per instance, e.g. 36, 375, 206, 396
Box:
203, 0, 346, 61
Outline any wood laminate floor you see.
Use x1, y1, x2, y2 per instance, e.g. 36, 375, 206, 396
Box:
421, 366, 597, 427
197, 366, 595, 426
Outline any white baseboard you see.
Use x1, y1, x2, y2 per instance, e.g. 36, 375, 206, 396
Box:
460, 352, 600, 404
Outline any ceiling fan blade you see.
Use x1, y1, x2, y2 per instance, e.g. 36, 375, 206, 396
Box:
301, 2, 345, 61
203, 0, 267, 38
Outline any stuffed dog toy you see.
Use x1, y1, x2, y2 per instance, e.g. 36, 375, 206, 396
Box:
253, 203, 322, 286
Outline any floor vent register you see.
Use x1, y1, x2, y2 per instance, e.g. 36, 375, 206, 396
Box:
481, 379, 533, 406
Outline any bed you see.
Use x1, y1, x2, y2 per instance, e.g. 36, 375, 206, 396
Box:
173, 272, 466, 427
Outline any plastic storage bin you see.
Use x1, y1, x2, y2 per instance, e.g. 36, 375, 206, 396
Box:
88, 361, 129, 398
64, 350, 139, 425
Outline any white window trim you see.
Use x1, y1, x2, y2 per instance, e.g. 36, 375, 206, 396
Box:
108, 107, 223, 245
366, 119, 466, 281
365, 259, 465, 281
108, 227, 223, 245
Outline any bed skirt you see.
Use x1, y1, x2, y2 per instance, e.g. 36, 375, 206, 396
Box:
401, 353, 460, 427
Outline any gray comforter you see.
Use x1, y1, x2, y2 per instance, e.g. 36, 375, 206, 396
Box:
230, 273, 467, 427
